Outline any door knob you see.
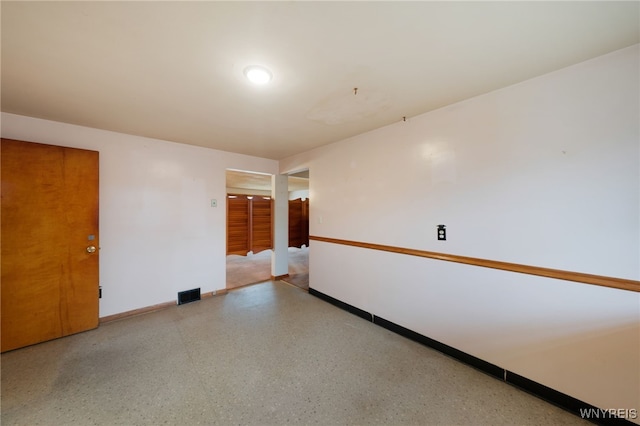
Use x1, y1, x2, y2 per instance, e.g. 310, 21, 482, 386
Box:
86, 246, 97, 253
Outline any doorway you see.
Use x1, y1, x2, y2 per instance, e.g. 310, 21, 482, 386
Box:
225, 169, 309, 290
225, 170, 273, 289
282, 169, 310, 290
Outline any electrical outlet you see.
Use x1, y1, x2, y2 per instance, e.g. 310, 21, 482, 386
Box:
437, 225, 446, 241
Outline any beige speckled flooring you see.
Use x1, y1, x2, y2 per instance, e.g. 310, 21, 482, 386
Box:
1, 281, 587, 425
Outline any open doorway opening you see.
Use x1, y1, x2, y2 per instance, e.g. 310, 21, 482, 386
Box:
281, 169, 309, 290
226, 169, 273, 289
225, 169, 310, 290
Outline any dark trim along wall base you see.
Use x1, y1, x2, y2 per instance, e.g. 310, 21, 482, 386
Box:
372, 315, 504, 380
309, 287, 637, 426
309, 288, 372, 322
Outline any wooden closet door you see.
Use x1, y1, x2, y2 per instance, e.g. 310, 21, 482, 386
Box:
1, 139, 99, 352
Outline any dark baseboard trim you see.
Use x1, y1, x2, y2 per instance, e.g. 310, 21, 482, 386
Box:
506, 371, 636, 426
308, 287, 637, 426
372, 315, 503, 380
308, 287, 373, 322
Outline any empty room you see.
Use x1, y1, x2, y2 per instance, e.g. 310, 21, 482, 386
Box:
1, 2, 638, 425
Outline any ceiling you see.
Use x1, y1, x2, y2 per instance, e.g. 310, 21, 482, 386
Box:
2, 1, 638, 160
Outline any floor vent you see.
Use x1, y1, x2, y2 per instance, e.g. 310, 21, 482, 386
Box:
177, 288, 201, 305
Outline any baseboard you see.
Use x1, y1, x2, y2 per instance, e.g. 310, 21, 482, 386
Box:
372, 314, 503, 380
505, 371, 636, 426
308, 287, 637, 426
308, 287, 372, 322
100, 289, 228, 324
100, 301, 175, 323
203, 289, 227, 298
271, 274, 290, 281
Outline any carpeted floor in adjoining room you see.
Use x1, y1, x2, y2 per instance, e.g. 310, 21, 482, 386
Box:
1, 281, 587, 426
281, 246, 309, 290
226, 246, 309, 290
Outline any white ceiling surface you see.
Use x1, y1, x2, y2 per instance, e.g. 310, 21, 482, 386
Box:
2, 2, 638, 160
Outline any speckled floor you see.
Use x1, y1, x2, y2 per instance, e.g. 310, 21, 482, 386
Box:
1, 281, 587, 425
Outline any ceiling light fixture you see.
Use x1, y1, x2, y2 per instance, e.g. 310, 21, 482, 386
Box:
244, 66, 272, 85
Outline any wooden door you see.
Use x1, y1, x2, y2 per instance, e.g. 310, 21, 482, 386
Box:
227, 195, 250, 255
226, 195, 273, 255
1, 139, 100, 352
301, 198, 309, 247
289, 198, 309, 248
250, 196, 273, 254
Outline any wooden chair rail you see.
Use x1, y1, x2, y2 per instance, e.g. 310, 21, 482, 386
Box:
309, 236, 640, 293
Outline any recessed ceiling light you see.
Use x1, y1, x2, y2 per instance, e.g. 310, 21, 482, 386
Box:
244, 65, 272, 85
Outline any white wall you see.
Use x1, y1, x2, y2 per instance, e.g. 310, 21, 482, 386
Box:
281, 45, 640, 419
1, 113, 278, 317
289, 189, 309, 200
